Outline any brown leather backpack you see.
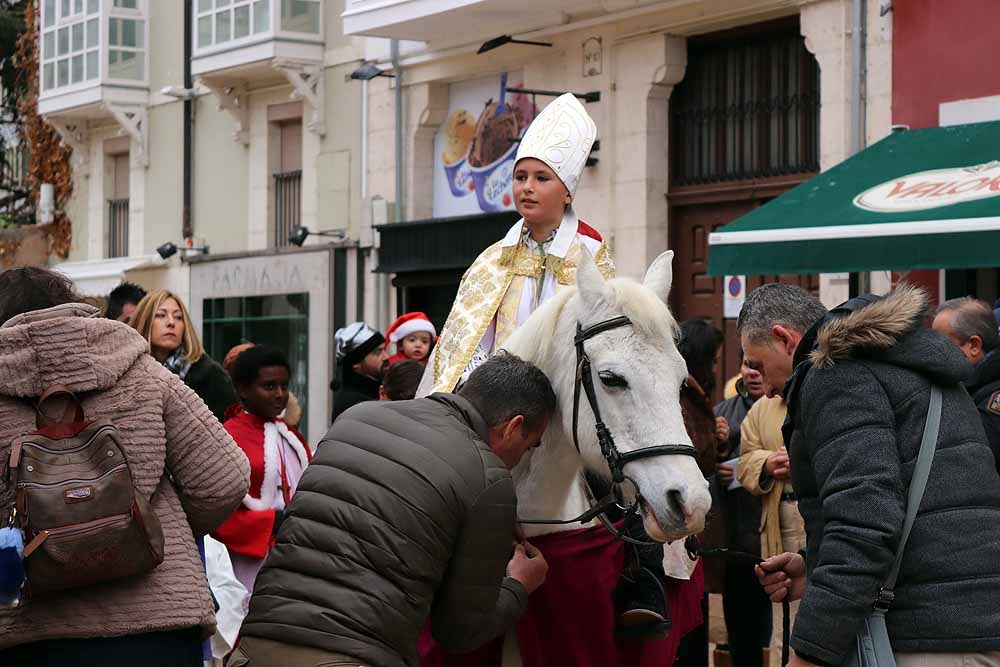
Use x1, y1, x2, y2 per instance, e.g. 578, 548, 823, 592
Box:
7, 385, 164, 596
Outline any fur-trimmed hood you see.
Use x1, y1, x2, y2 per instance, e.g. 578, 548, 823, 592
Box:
808, 285, 970, 385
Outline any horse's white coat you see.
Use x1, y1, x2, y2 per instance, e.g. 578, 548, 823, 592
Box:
503, 250, 711, 539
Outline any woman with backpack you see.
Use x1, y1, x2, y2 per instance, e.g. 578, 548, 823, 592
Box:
0, 267, 250, 666
129, 289, 238, 423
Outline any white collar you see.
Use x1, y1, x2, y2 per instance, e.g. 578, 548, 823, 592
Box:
500, 207, 579, 259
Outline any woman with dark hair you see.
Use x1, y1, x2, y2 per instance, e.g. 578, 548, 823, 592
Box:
130, 289, 237, 423
0, 267, 249, 666
213, 345, 311, 593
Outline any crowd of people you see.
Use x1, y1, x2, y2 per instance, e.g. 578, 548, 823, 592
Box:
1, 87, 1000, 667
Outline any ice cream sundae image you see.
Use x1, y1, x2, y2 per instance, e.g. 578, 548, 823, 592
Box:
442, 110, 475, 165
467, 100, 521, 169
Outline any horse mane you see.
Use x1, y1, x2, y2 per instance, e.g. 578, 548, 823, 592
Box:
503, 275, 680, 369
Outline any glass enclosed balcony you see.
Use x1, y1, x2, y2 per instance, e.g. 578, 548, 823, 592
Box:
191, 0, 323, 78
38, 0, 149, 116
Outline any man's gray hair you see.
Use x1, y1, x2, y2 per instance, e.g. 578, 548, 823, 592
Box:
937, 297, 1000, 353
459, 351, 557, 430
737, 283, 828, 343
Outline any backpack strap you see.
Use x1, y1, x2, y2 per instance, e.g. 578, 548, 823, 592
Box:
875, 385, 942, 611
35, 385, 85, 429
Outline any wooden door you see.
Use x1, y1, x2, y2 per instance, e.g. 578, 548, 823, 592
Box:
670, 200, 820, 403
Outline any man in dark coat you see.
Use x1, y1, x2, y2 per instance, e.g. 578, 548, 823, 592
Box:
714, 358, 771, 667
739, 283, 1000, 667
932, 296, 1000, 468
234, 352, 555, 667
331, 321, 389, 422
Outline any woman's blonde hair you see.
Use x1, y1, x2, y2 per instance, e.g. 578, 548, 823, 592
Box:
130, 289, 204, 363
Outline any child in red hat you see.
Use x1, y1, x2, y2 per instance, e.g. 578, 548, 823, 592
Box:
385, 312, 437, 366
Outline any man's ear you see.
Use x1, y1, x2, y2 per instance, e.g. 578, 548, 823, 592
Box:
771, 324, 798, 355
505, 414, 526, 439
969, 334, 984, 357
378, 386, 388, 401
352, 361, 363, 374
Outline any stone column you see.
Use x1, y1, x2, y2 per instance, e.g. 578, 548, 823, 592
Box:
802, 0, 851, 306
609, 33, 686, 280
403, 81, 449, 221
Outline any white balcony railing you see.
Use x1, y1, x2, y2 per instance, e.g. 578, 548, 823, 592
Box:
39, 0, 149, 110
192, 0, 322, 65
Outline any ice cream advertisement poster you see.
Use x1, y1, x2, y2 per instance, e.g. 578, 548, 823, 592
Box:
432, 72, 539, 217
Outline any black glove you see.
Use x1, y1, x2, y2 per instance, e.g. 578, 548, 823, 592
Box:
272, 509, 284, 535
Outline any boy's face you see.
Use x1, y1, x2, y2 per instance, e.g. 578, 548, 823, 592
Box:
401, 332, 432, 361
239, 365, 290, 421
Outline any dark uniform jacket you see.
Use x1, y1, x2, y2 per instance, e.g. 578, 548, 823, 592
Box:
967, 348, 1000, 470
782, 287, 1000, 665
241, 393, 528, 667
331, 368, 381, 422
714, 383, 764, 556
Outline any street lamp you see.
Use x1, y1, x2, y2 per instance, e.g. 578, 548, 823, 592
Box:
349, 63, 395, 81
288, 225, 346, 247
477, 35, 553, 55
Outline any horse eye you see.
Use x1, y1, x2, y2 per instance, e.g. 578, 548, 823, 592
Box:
598, 371, 628, 389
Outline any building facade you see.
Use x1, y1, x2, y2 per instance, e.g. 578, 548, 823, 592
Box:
346, 0, 893, 396
43, 0, 373, 443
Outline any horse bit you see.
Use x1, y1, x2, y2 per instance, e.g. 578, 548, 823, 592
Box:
518, 315, 697, 546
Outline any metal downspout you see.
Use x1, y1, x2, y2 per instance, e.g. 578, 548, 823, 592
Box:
851, 0, 869, 293
182, 0, 193, 240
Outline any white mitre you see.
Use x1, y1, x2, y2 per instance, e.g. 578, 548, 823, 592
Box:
514, 92, 597, 197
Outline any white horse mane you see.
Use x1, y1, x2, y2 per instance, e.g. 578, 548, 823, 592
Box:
505, 274, 680, 371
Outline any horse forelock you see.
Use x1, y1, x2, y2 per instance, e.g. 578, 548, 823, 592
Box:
606, 277, 679, 345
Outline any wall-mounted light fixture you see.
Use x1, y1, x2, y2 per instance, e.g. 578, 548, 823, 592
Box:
156, 240, 209, 260
288, 225, 346, 247
349, 63, 395, 81
477, 35, 553, 55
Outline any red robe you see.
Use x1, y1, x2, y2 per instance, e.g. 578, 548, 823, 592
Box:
419, 524, 704, 667
212, 410, 311, 559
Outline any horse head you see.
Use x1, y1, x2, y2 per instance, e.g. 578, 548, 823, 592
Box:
505, 250, 711, 541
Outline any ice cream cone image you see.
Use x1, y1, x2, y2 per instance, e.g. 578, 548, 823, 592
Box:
442, 110, 475, 165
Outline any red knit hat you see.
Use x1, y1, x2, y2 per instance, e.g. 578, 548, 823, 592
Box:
386, 312, 437, 343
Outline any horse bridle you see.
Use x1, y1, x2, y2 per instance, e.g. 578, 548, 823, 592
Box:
518, 315, 697, 546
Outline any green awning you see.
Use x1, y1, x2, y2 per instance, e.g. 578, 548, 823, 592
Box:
708, 120, 1000, 276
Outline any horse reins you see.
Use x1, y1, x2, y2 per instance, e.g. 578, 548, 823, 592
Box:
518, 315, 696, 548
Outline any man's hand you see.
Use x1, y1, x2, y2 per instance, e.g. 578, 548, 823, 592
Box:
715, 416, 731, 447
755, 551, 806, 603
507, 541, 548, 594
716, 462, 734, 484
764, 446, 791, 481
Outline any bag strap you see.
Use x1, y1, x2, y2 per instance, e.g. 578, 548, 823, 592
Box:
35, 384, 85, 428
876, 385, 942, 610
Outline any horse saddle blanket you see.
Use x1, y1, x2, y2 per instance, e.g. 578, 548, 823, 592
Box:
419, 523, 704, 667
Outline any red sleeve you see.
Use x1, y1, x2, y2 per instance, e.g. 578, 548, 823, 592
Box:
212, 508, 275, 558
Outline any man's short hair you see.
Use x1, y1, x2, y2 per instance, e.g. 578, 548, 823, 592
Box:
937, 297, 1000, 353
382, 360, 425, 401
459, 351, 557, 431
106, 282, 147, 320
737, 283, 828, 343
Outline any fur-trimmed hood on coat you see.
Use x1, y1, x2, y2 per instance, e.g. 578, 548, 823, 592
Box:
808, 285, 970, 385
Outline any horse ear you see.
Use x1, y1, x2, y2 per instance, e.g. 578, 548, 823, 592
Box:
576, 246, 610, 309
643, 250, 674, 304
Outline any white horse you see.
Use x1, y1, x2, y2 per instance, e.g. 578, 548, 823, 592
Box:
493, 250, 711, 665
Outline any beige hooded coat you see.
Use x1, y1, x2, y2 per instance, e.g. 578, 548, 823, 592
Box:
0, 303, 250, 649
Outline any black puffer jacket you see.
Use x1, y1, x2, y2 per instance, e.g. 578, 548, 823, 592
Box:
241, 393, 527, 667
783, 287, 1000, 665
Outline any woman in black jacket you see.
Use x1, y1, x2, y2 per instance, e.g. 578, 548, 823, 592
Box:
131, 289, 237, 423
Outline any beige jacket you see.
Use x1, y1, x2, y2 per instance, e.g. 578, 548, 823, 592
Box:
0, 303, 250, 649
736, 395, 788, 559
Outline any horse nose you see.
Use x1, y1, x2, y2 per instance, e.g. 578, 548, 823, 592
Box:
666, 488, 686, 520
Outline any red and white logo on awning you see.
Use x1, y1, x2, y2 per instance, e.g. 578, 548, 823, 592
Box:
854, 161, 1000, 212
